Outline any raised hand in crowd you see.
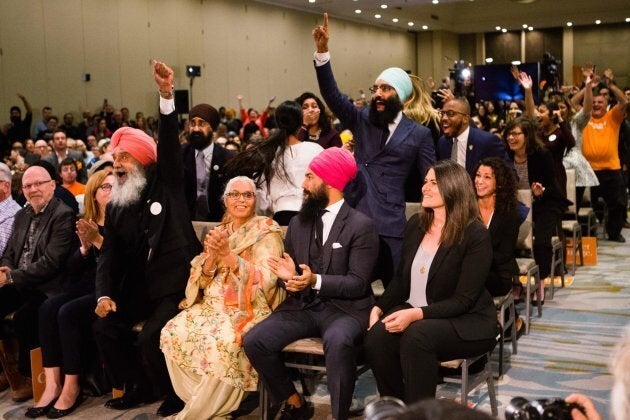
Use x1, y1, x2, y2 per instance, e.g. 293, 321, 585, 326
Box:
312, 12, 330, 53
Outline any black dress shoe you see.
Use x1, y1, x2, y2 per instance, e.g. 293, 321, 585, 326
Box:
25, 398, 57, 418
278, 401, 313, 420
104, 384, 145, 410
156, 394, 185, 417
46, 395, 84, 419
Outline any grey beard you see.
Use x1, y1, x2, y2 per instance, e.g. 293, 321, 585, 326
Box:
110, 166, 147, 207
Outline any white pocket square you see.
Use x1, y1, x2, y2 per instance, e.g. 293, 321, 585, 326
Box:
332, 242, 343, 249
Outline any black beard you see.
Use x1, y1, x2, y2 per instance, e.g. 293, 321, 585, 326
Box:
188, 131, 212, 150
298, 185, 329, 224
368, 96, 403, 128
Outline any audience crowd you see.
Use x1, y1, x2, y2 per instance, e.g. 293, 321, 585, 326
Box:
0, 12, 629, 420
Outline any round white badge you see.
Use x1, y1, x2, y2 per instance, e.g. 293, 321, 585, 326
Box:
548, 134, 557, 142
213, 165, 219, 171
150, 202, 163, 215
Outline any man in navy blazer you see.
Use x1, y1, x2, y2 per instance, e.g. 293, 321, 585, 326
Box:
244, 147, 379, 420
436, 98, 510, 177
310, 14, 435, 284
181, 104, 235, 222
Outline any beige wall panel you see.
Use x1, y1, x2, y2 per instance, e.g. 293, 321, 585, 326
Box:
573, 24, 630, 88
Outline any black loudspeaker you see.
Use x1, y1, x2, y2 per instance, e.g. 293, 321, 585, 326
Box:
174, 89, 189, 114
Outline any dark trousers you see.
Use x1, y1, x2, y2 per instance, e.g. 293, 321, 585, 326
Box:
92, 294, 180, 398
0, 286, 46, 376
533, 208, 561, 280
364, 303, 496, 404
592, 169, 626, 239
39, 292, 95, 374
243, 302, 364, 420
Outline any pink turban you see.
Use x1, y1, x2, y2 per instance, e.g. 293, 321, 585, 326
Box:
308, 147, 357, 191
110, 127, 157, 166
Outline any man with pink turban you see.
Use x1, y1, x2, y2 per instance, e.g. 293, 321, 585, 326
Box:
244, 147, 380, 420
93, 61, 202, 417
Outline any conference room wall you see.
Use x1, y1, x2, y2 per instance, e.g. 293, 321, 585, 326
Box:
0, 0, 416, 123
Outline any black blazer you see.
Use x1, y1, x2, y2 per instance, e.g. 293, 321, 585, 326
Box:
377, 215, 496, 341
278, 202, 380, 329
182, 143, 235, 222
1, 197, 75, 294
96, 111, 202, 302
486, 207, 520, 296
522, 148, 571, 215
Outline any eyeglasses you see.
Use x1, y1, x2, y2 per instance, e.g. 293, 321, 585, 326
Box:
507, 131, 524, 137
22, 179, 53, 191
438, 110, 468, 118
225, 191, 256, 200
98, 183, 113, 191
189, 120, 210, 129
369, 84, 394, 94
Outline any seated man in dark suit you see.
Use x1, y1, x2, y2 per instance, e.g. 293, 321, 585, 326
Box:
436, 98, 511, 178
244, 147, 380, 420
0, 165, 75, 401
181, 103, 236, 222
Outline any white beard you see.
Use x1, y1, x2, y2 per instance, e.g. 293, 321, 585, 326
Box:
110, 164, 147, 207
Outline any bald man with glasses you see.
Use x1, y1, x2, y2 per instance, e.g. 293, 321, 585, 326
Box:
0, 165, 75, 402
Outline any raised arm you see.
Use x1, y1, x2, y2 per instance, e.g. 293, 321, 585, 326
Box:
313, 12, 329, 53
16, 93, 32, 115
512, 66, 536, 118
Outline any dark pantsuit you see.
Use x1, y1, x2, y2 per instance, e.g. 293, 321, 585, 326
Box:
93, 294, 180, 397
0, 287, 46, 376
532, 208, 561, 280
592, 169, 626, 239
39, 292, 95, 374
243, 302, 364, 420
365, 303, 496, 404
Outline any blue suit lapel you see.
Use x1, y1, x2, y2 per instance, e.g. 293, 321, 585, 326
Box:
383, 116, 413, 153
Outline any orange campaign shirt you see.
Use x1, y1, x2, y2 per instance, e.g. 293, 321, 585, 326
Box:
63, 181, 86, 196
582, 110, 623, 171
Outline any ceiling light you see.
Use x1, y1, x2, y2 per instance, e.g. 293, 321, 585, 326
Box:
522, 24, 528, 28
567, 22, 573, 27
485, 58, 494, 63
375, 14, 381, 19
495, 26, 501, 31
528, 26, 533, 31
308, 0, 316, 3
355, 9, 361, 14
392, 18, 399, 23
381, 4, 388, 9
511, 61, 521, 65
432, 0, 439, 4
626, 18, 630, 22
408, 22, 415, 27
595, 19, 601, 24
501, 28, 507, 33
422, 25, 429, 30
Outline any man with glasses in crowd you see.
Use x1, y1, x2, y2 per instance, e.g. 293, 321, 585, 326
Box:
436, 98, 510, 178
311, 13, 435, 286
0, 165, 75, 402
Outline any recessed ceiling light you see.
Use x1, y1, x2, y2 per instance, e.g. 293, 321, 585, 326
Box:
392, 18, 399, 23
528, 26, 533, 31
432, 0, 439, 4
375, 14, 381, 19
595, 19, 601, 24
626, 17, 630, 22
501, 28, 507, 33
522, 24, 528, 28
485, 58, 494, 63
511, 61, 521, 65
308, 0, 316, 3
567, 22, 573, 27
355, 9, 361, 14
422, 25, 429, 30
495, 26, 501, 31
381, 4, 388, 9
408, 22, 415, 27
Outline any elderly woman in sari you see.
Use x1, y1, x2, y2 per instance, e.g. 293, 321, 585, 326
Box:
160, 175, 285, 419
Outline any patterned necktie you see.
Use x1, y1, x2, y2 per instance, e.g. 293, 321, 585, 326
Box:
451, 137, 458, 162
195, 151, 207, 198
380, 127, 389, 149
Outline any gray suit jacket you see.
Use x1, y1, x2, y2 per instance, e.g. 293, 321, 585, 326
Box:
279, 201, 380, 329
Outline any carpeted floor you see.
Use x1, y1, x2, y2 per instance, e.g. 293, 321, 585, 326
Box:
0, 229, 627, 419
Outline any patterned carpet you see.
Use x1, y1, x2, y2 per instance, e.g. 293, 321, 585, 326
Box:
0, 230, 627, 419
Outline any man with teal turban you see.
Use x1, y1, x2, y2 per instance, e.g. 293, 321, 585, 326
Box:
311, 13, 436, 287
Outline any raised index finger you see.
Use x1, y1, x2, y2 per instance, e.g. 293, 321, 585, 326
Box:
323, 12, 328, 30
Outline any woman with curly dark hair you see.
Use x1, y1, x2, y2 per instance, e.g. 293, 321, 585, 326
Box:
224, 100, 323, 225
474, 157, 520, 299
295, 92, 341, 149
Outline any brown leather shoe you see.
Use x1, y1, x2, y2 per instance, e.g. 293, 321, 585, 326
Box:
11, 376, 33, 402
0, 371, 9, 392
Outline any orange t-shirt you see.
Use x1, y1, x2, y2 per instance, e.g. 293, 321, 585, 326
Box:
63, 182, 86, 196
581, 110, 622, 171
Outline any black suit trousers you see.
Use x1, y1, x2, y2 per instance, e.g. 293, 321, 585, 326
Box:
243, 301, 364, 420
365, 303, 496, 404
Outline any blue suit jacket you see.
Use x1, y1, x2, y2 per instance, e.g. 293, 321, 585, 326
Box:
279, 202, 379, 329
436, 126, 510, 178
315, 61, 435, 239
